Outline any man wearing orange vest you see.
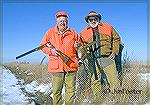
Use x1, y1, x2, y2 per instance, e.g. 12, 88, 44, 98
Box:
78, 11, 121, 104
40, 11, 80, 105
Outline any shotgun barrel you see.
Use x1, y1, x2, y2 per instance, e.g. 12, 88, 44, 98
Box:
16, 42, 50, 59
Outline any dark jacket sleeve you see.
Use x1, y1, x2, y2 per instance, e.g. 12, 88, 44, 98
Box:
111, 27, 121, 55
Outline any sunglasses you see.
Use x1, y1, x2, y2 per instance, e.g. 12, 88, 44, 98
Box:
88, 17, 98, 22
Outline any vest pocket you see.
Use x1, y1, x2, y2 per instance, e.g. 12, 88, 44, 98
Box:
49, 59, 59, 69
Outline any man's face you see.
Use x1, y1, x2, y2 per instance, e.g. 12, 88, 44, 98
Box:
57, 16, 68, 32
88, 16, 99, 28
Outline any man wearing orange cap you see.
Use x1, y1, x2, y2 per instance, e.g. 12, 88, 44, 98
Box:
40, 11, 80, 105
78, 11, 121, 104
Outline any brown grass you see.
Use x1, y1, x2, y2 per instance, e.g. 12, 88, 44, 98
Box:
3, 61, 150, 105
4, 63, 50, 84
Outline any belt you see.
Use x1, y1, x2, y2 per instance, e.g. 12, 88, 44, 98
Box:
96, 55, 109, 58
101, 55, 109, 57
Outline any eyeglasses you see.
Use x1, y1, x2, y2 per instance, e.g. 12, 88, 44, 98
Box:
88, 17, 98, 22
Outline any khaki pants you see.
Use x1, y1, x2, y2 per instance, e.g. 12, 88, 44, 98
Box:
51, 71, 76, 105
91, 58, 119, 104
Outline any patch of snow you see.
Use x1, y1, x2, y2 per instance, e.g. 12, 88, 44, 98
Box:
1, 66, 53, 105
24, 81, 52, 94
137, 73, 150, 81
24, 81, 39, 93
137, 73, 150, 86
2, 66, 29, 104
137, 73, 150, 105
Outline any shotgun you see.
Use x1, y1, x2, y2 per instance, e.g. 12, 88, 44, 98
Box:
16, 41, 75, 67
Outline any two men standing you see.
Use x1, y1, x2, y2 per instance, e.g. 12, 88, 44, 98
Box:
40, 11, 121, 105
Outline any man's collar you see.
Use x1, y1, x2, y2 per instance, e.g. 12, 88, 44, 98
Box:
54, 25, 70, 34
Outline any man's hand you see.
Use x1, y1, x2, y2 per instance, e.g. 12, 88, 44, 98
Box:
46, 42, 58, 56
74, 41, 81, 48
77, 50, 82, 59
51, 48, 58, 56
109, 52, 115, 60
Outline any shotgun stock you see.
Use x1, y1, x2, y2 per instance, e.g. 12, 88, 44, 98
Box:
46, 42, 76, 67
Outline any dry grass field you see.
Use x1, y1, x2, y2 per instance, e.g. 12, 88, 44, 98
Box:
3, 61, 150, 105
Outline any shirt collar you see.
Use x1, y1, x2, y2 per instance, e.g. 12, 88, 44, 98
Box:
54, 25, 70, 35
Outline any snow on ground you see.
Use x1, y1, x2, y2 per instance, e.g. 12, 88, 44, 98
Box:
138, 73, 150, 81
137, 73, 150, 105
1, 66, 53, 105
24, 81, 52, 94
137, 73, 150, 86
1, 65, 65, 105
1, 66, 29, 105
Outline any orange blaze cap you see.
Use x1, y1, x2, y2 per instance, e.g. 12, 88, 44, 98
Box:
55, 11, 68, 18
